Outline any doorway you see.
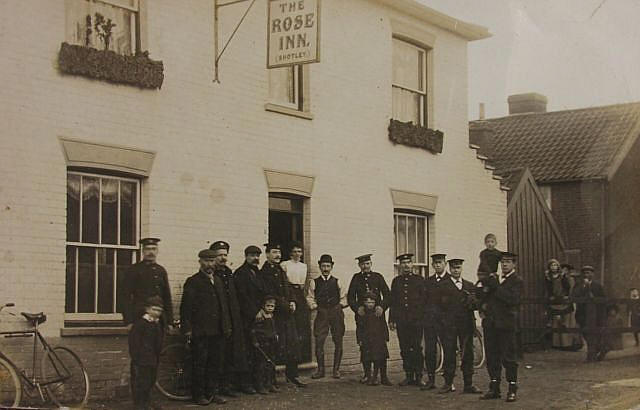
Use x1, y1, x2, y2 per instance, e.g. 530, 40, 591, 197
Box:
268, 194, 304, 261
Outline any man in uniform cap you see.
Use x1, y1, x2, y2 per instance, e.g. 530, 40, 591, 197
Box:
572, 265, 606, 362
389, 253, 426, 387
421, 253, 449, 390
306, 254, 347, 379
347, 253, 391, 385
180, 249, 231, 405
438, 258, 481, 394
123, 238, 173, 331
208, 241, 250, 397
478, 251, 523, 403
234, 245, 265, 393
260, 243, 306, 387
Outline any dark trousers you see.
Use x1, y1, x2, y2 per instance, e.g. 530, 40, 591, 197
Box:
582, 328, 603, 360
424, 325, 441, 375
191, 335, 224, 399
314, 305, 345, 359
130, 363, 157, 409
396, 321, 423, 373
276, 314, 300, 380
442, 327, 474, 385
483, 323, 518, 383
291, 286, 312, 362
254, 341, 276, 388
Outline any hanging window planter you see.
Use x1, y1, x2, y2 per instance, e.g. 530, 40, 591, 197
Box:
388, 119, 444, 154
58, 42, 164, 90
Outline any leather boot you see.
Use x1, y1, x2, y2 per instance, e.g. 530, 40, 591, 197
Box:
420, 374, 436, 390
398, 372, 414, 386
332, 348, 343, 379
480, 380, 501, 400
312, 353, 325, 379
506, 382, 517, 402
380, 362, 393, 386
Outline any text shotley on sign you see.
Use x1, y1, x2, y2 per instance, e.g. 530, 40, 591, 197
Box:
267, 0, 320, 68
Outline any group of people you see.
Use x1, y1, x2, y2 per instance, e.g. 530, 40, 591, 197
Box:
122, 233, 525, 409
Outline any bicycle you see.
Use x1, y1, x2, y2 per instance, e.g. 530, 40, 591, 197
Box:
434, 327, 485, 373
0, 302, 90, 408
155, 320, 192, 401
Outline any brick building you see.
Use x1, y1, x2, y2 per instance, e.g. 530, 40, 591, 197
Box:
470, 94, 640, 298
0, 0, 505, 398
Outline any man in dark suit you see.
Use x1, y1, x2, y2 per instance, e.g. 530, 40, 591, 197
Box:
347, 253, 391, 385
234, 245, 265, 391
421, 253, 449, 391
573, 265, 606, 362
438, 258, 481, 394
180, 249, 231, 406
209, 240, 251, 396
389, 253, 426, 387
478, 251, 523, 403
260, 243, 306, 388
123, 238, 173, 330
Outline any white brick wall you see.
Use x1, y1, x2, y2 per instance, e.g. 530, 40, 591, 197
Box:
0, 0, 506, 334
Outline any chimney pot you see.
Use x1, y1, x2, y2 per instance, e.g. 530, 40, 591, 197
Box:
479, 103, 485, 120
507, 92, 547, 114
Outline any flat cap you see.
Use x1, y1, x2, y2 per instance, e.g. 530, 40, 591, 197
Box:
318, 254, 334, 265
198, 249, 217, 259
244, 245, 262, 255
144, 295, 164, 308
209, 241, 230, 251
581, 265, 595, 272
139, 237, 160, 246
356, 254, 372, 263
396, 253, 414, 262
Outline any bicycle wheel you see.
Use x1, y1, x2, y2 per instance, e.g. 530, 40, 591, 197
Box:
435, 338, 444, 373
41, 346, 90, 407
473, 328, 485, 369
155, 342, 192, 401
0, 356, 21, 407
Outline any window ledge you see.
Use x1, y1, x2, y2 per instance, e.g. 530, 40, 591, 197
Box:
61, 327, 128, 337
264, 103, 314, 120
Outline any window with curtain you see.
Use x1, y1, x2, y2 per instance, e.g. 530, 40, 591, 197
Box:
394, 211, 430, 277
392, 38, 428, 126
66, 0, 139, 55
65, 171, 140, 319
269, 65, 302, 109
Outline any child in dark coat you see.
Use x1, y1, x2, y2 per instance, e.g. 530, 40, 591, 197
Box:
251, 295, 279, 394
129, 295, 165, 410
357, 292, 390, 386
477, 233, 503, 278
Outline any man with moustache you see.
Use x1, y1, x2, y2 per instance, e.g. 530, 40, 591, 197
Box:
209, 241, 249, 397
234, 245, 265, 393
260, 243, 307, 388
347, 254, 391, 385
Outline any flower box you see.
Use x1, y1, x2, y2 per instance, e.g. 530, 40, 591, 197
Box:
388, 119, 444, 154
58, 42, 164, 90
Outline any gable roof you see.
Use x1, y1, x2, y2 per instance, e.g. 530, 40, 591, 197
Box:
471, 101, 640, 183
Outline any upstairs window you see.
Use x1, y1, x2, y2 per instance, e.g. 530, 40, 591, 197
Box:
66, 0, 140, 55
392, 38, 428, 126
269, 65, 303, 110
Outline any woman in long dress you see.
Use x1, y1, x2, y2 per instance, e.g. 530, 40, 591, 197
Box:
545, 259, 574, 349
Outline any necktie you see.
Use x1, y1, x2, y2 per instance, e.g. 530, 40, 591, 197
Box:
455, 280, 462, 290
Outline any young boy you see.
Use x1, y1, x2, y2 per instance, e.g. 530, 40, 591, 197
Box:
357, 292, 391, 386
478, 233, 503, 278
251, 295, 279, 395
630, 288, 640, 346
129, 295, 165, 410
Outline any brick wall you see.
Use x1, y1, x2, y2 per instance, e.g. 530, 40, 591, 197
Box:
0, 0, 505, 399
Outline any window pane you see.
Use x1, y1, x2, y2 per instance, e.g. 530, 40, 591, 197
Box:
417, 217, 426, 263
66, 0, 134, 54
120, 181, 137, 245
101, 178, 118, 245
392, 39, 423, 91
408, 216, 417, 256
77, 247, 96, 313
392, 87, 421, 124
67, 174, 80, 242
82, 176, 100, 244
97, 248, 115, 313
394, 215, 398, 257
397, 215, 407, 255
269, 67, 296, 105
116, 249, 135, 314
65, 246, 76, 313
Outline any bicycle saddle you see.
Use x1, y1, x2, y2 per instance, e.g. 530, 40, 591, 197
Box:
21, 312, 47, 325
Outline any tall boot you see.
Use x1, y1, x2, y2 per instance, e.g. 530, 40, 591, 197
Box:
420, 373, 436, 390
332, 347, 343, 379
480, 380, 501, 400
506, 382, 517, 402
380, 361, 393, 386
312, 351, 325, 379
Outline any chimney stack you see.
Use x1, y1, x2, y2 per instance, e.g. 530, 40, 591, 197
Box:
479, 102, 485, 120
507, 92, 547, 115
